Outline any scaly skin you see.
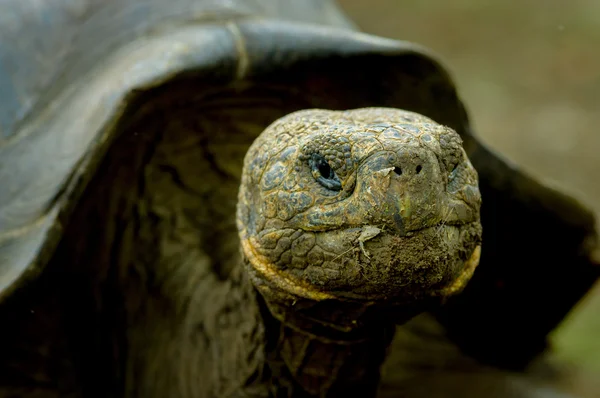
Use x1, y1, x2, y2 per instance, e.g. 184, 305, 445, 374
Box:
237, 107, 483, 395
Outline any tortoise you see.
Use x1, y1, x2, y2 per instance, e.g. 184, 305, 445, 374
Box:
0, 0, 598, 397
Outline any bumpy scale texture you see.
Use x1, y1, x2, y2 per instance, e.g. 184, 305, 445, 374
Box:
237, 107, 482, 307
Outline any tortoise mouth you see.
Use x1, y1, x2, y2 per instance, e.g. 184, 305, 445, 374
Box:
240, 222, 482, 303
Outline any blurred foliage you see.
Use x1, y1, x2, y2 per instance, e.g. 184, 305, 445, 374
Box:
338, 0, 600, 377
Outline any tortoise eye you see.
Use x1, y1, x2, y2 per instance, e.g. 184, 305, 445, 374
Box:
309, 154, 342, 191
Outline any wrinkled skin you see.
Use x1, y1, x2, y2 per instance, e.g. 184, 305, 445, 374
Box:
238, 108, 482, 312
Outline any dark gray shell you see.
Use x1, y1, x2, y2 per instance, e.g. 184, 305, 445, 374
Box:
0, 0, 597, 370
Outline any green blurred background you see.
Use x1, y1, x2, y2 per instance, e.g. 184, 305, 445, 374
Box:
338, 0, 600, 381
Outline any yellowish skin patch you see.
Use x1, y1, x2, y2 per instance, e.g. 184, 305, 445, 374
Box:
440, 245, 481, 296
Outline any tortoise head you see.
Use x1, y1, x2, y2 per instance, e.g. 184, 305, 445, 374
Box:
237, 107, 482, 311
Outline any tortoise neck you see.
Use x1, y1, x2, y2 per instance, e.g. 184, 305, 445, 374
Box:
244, 259, 433, 396
256, 295, 396, 397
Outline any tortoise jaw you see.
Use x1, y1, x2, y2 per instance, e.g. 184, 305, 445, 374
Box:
240, 228, 482, 305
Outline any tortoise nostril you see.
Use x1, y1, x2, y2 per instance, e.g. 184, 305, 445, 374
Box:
415, 165, 422, 174
394, 166, 402, 176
